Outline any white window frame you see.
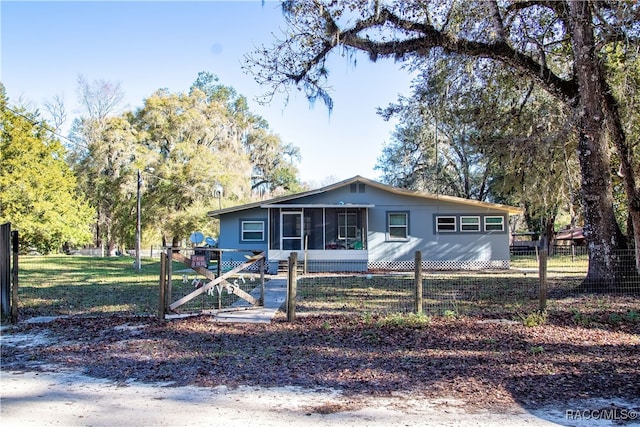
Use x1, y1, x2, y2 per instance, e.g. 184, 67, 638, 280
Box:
484, 216, 505, 232
338, 212, 358, 239
460, 216, 481, 232
241, 220, 265, 241
436, 216, 457, 232
388, 212, 409, 240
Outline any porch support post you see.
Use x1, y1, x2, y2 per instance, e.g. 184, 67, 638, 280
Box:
167, 247, 173, 309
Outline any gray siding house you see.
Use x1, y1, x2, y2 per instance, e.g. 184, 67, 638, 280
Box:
208, 176, 523, 273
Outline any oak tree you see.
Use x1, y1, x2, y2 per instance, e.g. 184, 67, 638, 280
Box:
245, 0, 640, 287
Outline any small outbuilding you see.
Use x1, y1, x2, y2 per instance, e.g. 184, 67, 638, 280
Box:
207, 176, 523, 273
555, 227, 586, 246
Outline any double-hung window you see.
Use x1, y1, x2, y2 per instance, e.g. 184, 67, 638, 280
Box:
388, 212, 409, 240
338, 213, 357, 239
241, 220, 265, 241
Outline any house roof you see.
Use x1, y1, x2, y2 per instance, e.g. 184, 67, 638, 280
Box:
207, 175, 524, 218
556, 227, 585, 240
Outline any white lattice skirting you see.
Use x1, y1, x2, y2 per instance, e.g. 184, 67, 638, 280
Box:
224, 259, 510, 272
222, 261, 264, 272
368, 260, 510, 271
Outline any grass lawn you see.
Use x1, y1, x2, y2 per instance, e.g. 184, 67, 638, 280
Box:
13, 252, 612, 320
15, 255, 258, 318
297, 254, 590, 318
17, 255, 163, 317
297, 273, 552, 317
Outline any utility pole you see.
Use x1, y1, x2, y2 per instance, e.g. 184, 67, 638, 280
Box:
135, 169, 142, 271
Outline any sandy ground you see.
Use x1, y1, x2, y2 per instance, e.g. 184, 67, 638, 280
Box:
1, 368, 570, 427
5, 368, 636, 427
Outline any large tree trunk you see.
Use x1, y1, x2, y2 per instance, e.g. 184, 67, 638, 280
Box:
600, 66, 640, 275
568, 2, 635, 290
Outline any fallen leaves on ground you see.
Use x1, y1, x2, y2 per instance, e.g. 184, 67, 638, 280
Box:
2, 311, 639, 411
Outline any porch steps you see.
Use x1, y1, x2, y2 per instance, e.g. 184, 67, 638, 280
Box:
277, 260, 304, 274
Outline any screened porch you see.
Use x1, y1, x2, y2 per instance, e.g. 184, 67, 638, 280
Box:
265, 205, 371, 257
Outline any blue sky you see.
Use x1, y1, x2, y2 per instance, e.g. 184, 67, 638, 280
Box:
1, 1, 414, 186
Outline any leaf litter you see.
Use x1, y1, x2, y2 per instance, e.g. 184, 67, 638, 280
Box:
2, 310, 639, 416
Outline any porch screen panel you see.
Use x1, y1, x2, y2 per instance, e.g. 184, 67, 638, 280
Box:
324, 208, 366, 249
324, 210, 338, 248
282, 212, 302, 250
359, 208, 367, 249
304, 208, 324, 250
269, 208, 280, 249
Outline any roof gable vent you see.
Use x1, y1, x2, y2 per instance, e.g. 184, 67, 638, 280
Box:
350, 183, 365, 193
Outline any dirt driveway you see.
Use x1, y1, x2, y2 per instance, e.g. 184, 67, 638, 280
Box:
1, 368, 568, 427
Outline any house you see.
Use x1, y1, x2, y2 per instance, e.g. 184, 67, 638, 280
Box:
207, 176, 523, 273
555, 226, 586, 246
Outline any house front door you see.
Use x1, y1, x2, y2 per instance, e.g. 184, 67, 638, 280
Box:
281, 211, 302, 250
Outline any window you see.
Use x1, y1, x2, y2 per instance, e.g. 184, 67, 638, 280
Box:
484, 216, 504, 232
460, 216, 480, 232
241, 221, 265, 241
436, 216, 456, 232
338, 213, 357, 239
388, 212, 408, 240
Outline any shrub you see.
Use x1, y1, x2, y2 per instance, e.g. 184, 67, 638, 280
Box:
518, 310, 547, 327
376, 312, 431, 328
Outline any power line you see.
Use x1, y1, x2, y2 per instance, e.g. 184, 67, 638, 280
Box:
3, 105, 89, 151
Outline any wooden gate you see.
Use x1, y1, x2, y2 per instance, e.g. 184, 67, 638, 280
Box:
158, 248, 265, 319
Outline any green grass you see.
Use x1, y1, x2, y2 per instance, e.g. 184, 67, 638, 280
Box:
297, 274, 546, 316
296, 257, 588, 318
14, 253, 594, 319
18, 255, 162, 317
510, 253, 589, 274
16, 255, 259, 317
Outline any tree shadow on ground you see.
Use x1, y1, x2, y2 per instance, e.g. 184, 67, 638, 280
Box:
2, 312, 638, 415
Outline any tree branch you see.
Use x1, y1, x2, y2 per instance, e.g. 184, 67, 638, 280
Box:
506, 0, 569, 20
339, 18, 578, 104
248, 2, 581, 108
488, 0, 507, 41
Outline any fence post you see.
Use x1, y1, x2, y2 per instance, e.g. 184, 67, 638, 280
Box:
158, 252, 167, 321
11, 230, 18, 324
259, 256, 265, 306
0, 223, 10, 320
538, 248, 548, 312
414, 251, 423, 314
287, 252, 298, 322
167, 247, 173, 309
